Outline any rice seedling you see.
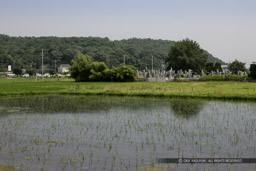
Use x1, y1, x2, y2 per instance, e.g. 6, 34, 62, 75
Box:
0, 95, 255, 170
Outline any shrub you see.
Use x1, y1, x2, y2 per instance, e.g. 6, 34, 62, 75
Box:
70, 54, 137, 82
111, 64, 137, 82
13, 68, 22, 76
249, 64, 256, 80
49, 69, 56, 76
89, 62, 110, 81
228, 60, 246, 74
70, 54, 92, 82
199, 75, 247, 81
26, 68, 36, 76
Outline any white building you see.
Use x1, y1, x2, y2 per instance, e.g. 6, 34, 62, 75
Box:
8, 65, 11, 71
58, 64, 70, 73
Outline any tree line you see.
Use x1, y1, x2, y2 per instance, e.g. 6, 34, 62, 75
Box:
0, 34, 225, 72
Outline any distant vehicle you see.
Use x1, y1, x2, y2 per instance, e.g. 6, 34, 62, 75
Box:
23, 74, 29, 77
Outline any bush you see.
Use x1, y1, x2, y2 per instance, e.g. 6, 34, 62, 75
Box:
70, 54, 92, 82
70, 54, 137, 82
26, 68, 36, 76
111, 64, 137, 82
199, 75, 247, 81
89, 62, 110, 81
49, 69, 56, 76
228, 60, 246, 74
249, 64, 256, 80
13, 68, 22, 76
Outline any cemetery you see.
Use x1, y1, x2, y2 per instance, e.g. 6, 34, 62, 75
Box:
136, 68, 247, 82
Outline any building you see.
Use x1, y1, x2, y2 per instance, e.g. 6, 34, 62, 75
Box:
37, 65, 49, 73
58, 64, 70, 73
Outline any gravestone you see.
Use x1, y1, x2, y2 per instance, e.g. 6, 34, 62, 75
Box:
201, 70, 205, 76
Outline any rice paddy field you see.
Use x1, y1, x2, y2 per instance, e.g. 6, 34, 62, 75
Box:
0, 95, 255, 171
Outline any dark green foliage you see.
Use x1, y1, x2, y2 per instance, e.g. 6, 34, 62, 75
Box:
70, 54, 137, 82
70, 54, 92, 82
199, 75, 247, 81
228, 60, 246, 74
0, 47, 14, 70
0, 68, 7, 72
205, 62, 222, 73
89, 62, 110, 81
49, 69, 56, 76
0, 34, 225, 72
166, 38, 208, 73
205, 62, 214, 73
214, 62, 222, 72
111, 64, 137, 82
13, 68, 22, 75
204, 51, 225, 64
26, 68, 36, 76
249, 64, 256, 79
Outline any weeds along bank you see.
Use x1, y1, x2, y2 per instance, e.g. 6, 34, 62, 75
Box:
0, 78, 256, 100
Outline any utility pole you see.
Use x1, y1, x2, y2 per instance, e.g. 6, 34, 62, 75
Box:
42, 49, 43, 80
152, 55, 153, 71
54, 60, 56, 73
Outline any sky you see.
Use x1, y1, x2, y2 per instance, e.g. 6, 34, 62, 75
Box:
0, 0, 255, 66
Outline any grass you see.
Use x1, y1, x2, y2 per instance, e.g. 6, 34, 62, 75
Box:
0, 77, 256, 100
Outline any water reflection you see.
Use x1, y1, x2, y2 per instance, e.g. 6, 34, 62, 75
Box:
170, 98, 204, 119
0, 96, 205, 119
0, 96, 114, 114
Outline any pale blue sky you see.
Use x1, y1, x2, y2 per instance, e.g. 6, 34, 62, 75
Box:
0, 0, 255, 65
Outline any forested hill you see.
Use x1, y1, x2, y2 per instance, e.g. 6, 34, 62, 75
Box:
0, 34, 225, 71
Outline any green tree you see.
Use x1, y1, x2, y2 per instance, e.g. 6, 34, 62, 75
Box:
166, 38, 207, 73
0, 34, 225, 71
228, 60, 246, 74
13, 68, 22, 76
26, 68, 36, 76
205, 62, 214, 73
249, 64, 256, 79
214, 62, 222, 72
112, 64, 137, 82
49, 69, 56, 76
70, 54, 92, 82
89, 62, 109, 81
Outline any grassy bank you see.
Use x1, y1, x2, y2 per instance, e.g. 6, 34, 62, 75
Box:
0, 77, 256, 100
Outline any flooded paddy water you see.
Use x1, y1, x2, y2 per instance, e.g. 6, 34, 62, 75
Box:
0, 95, 255, 171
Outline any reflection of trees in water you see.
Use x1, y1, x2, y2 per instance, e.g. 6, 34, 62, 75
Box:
0, 96, 164, 114
0, 96, 204, 118
0, 96, 114, 114
170, 98, 204, 119
0, 96, 109, 113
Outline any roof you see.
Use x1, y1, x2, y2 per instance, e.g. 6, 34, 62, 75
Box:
59, 64, 70, 67
60, 64, 70, 68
